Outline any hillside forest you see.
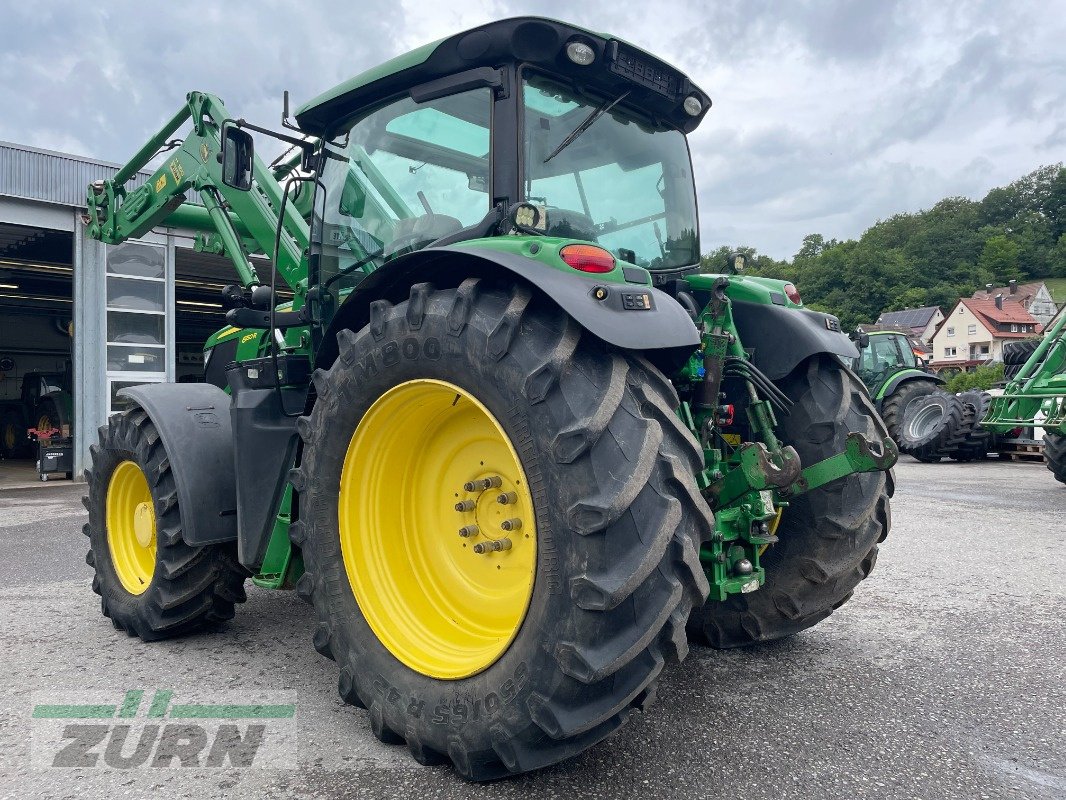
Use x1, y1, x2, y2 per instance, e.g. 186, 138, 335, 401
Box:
701, 164, 1066, 330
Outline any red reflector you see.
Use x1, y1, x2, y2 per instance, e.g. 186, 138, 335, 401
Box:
560, 244, 615, 273
784, 283, 802, 304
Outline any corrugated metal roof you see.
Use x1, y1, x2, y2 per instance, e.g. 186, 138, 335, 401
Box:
0, 140, 199, 209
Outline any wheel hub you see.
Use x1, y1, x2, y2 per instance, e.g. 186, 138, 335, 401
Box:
338, 379, 537, 680
105, 460, 157, 595
133, 502, 156, 548
909, 404, 944, 440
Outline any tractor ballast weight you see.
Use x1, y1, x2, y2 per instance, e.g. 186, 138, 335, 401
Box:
81, 16, 897, 779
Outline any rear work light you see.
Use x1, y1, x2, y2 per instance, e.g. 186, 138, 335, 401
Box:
560, 244, 616, 274
783, 283, 802, 304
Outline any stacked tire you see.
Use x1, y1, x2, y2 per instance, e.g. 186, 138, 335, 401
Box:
898, 390, 994, 462
1002, 339, 1042, 380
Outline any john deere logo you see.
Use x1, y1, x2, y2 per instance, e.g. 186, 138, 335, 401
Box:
31, 689, 296, 769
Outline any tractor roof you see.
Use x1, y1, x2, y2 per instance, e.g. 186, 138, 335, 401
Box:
295, 17, 710, 136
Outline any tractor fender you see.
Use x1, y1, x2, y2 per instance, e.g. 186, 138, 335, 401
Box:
314, 244, 700, 372
878, 369, 944, 401
117, 383, 237, 546
731, 299, 859, 380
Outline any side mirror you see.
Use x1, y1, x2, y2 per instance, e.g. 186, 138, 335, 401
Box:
851, 332, 870, 348
221, 126, 254, 191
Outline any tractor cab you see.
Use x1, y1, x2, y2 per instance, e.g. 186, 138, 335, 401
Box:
853, 331, 921, 391
295, 18, 709, 295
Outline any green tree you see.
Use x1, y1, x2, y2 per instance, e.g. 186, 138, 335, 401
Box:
977, 235, 1022, 284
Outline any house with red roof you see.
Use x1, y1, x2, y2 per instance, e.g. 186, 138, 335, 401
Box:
970, 280, 1058, 325
929, 293, 1042, 371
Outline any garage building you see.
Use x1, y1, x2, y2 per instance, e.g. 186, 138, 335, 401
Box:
0, 140, 252, 482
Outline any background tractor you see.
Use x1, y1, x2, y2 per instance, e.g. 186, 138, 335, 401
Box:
81, 18, 896, 779
851, 330, 942, 444
0, 369, 72, 459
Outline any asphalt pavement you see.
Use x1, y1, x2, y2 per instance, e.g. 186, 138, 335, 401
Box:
0, 458, 1062, 800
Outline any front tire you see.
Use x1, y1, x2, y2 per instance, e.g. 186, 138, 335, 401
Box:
1, 410, 26, 458
84, 408, 248, 640
292, 280, 712, 780
688, 355, 892, 648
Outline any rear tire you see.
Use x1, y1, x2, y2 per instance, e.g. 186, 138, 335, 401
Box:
1045, 434, 1066, 486
687, 355, 892, 648
879, 378, 938, 443
84, 408, 248, 641
292, 280, 712, 780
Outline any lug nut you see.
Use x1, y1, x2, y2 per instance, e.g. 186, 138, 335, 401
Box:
500, 518, 522, 531
455, 500, 476, 512
473, 538, 512, 554
458, 525, 479, 538
464, 475, 502, 492
496, 492, 518, 505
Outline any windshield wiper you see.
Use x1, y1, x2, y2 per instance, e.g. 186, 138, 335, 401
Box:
542, 91, 630, 165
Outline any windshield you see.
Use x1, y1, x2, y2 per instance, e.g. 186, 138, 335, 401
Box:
315, 87, 492, 290
522, 73, 699, 270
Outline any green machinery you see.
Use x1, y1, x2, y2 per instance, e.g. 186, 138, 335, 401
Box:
82, 18, 896, 779
982, 309, 1066, 484
851, 330, 942, 442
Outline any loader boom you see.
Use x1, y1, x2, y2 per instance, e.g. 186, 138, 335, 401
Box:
982, 308, 1066, 434
85, 92, 313, 297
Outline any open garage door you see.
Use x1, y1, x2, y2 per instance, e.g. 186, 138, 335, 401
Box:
0, 223, 74, 483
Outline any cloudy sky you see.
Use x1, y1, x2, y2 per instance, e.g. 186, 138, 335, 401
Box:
2, 0, 1064, 259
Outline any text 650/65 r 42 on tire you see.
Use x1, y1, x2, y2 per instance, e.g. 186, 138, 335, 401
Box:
290, 279, 713, 781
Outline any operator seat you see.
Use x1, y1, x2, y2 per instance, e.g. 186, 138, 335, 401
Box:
383, 213, 463, 259
544, 208, 598, 242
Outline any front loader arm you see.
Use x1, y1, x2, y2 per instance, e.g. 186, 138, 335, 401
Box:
85, 92, 311, 296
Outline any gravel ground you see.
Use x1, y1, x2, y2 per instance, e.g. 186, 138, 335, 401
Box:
0, 458, 1062, 800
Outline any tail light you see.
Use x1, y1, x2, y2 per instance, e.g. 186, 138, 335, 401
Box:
560, 244, 615, 273
784, 283, 802, 304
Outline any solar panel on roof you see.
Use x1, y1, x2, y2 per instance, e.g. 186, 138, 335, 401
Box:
877, 307, 937, 328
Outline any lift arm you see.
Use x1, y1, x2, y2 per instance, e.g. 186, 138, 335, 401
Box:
983, 309, 1066, 434
85, 92, 312, 296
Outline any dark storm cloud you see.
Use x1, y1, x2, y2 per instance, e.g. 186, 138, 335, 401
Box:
2, 0, 1064, 260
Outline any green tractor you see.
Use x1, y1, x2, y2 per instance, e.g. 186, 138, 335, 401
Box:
851, 330, 943, 443
82, 18, 896, 779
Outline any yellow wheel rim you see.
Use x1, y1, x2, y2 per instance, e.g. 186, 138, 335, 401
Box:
3, 424, 15, 452
339, 379, 537, 680
106, 460, 157, 595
